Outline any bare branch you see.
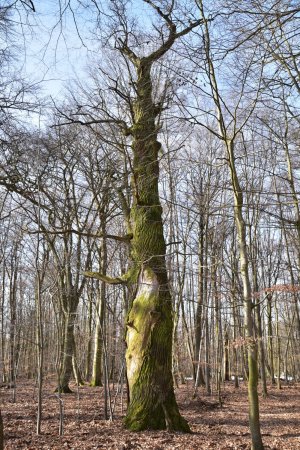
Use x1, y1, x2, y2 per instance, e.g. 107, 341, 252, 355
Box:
26, 227, 133, 243
84, 272, 127, 284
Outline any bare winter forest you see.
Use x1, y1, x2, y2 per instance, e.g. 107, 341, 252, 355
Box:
0, 1, 300, 449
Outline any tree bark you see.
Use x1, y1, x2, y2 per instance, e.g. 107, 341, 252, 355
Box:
224, 329, 230, 382
124, 58, 189, 432
72, 332, 84, 387
0, 409, 3, 450
58, 309, 76, 393
194, 207, 206, 386
91, 287, 105, 387
267, 294, 275, 384
227, 140, 263, 450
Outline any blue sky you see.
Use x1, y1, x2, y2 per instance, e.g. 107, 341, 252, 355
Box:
26, 4, 88, 97
19, 0, 195, 101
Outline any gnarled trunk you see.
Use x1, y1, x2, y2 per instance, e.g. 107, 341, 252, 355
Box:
125, 268, 188, 431
124, 59, 189, 432
83, 12, 201, 431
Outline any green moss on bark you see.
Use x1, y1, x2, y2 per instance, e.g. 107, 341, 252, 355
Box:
124, 268, 190, 432
121, 54, 190, 432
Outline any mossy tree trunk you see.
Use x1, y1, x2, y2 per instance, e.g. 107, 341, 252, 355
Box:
112, 7, 201, 432
84, 5, 201, 431
124, 57, 189, 432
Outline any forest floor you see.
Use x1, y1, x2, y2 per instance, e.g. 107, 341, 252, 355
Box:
1, 378, 299, 449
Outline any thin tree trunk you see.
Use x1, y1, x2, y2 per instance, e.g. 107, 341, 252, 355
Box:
35, 272, 43, 434
223, 329, 230, 382
1, 265, 6, 384
198, 4, 263, 445
205, 313, 211, 395
267, 294, 275, 384
255, 298, 267, 397
195, 205, 206, 386
252, 265, 267, 396
0, 408, 3, 450
91, 221, 107, 387
9, 249, 18, 396
85, 289, 93, 381
227, 140, 263, 449
275, 300, 281, 390
91, 287, 105, 387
